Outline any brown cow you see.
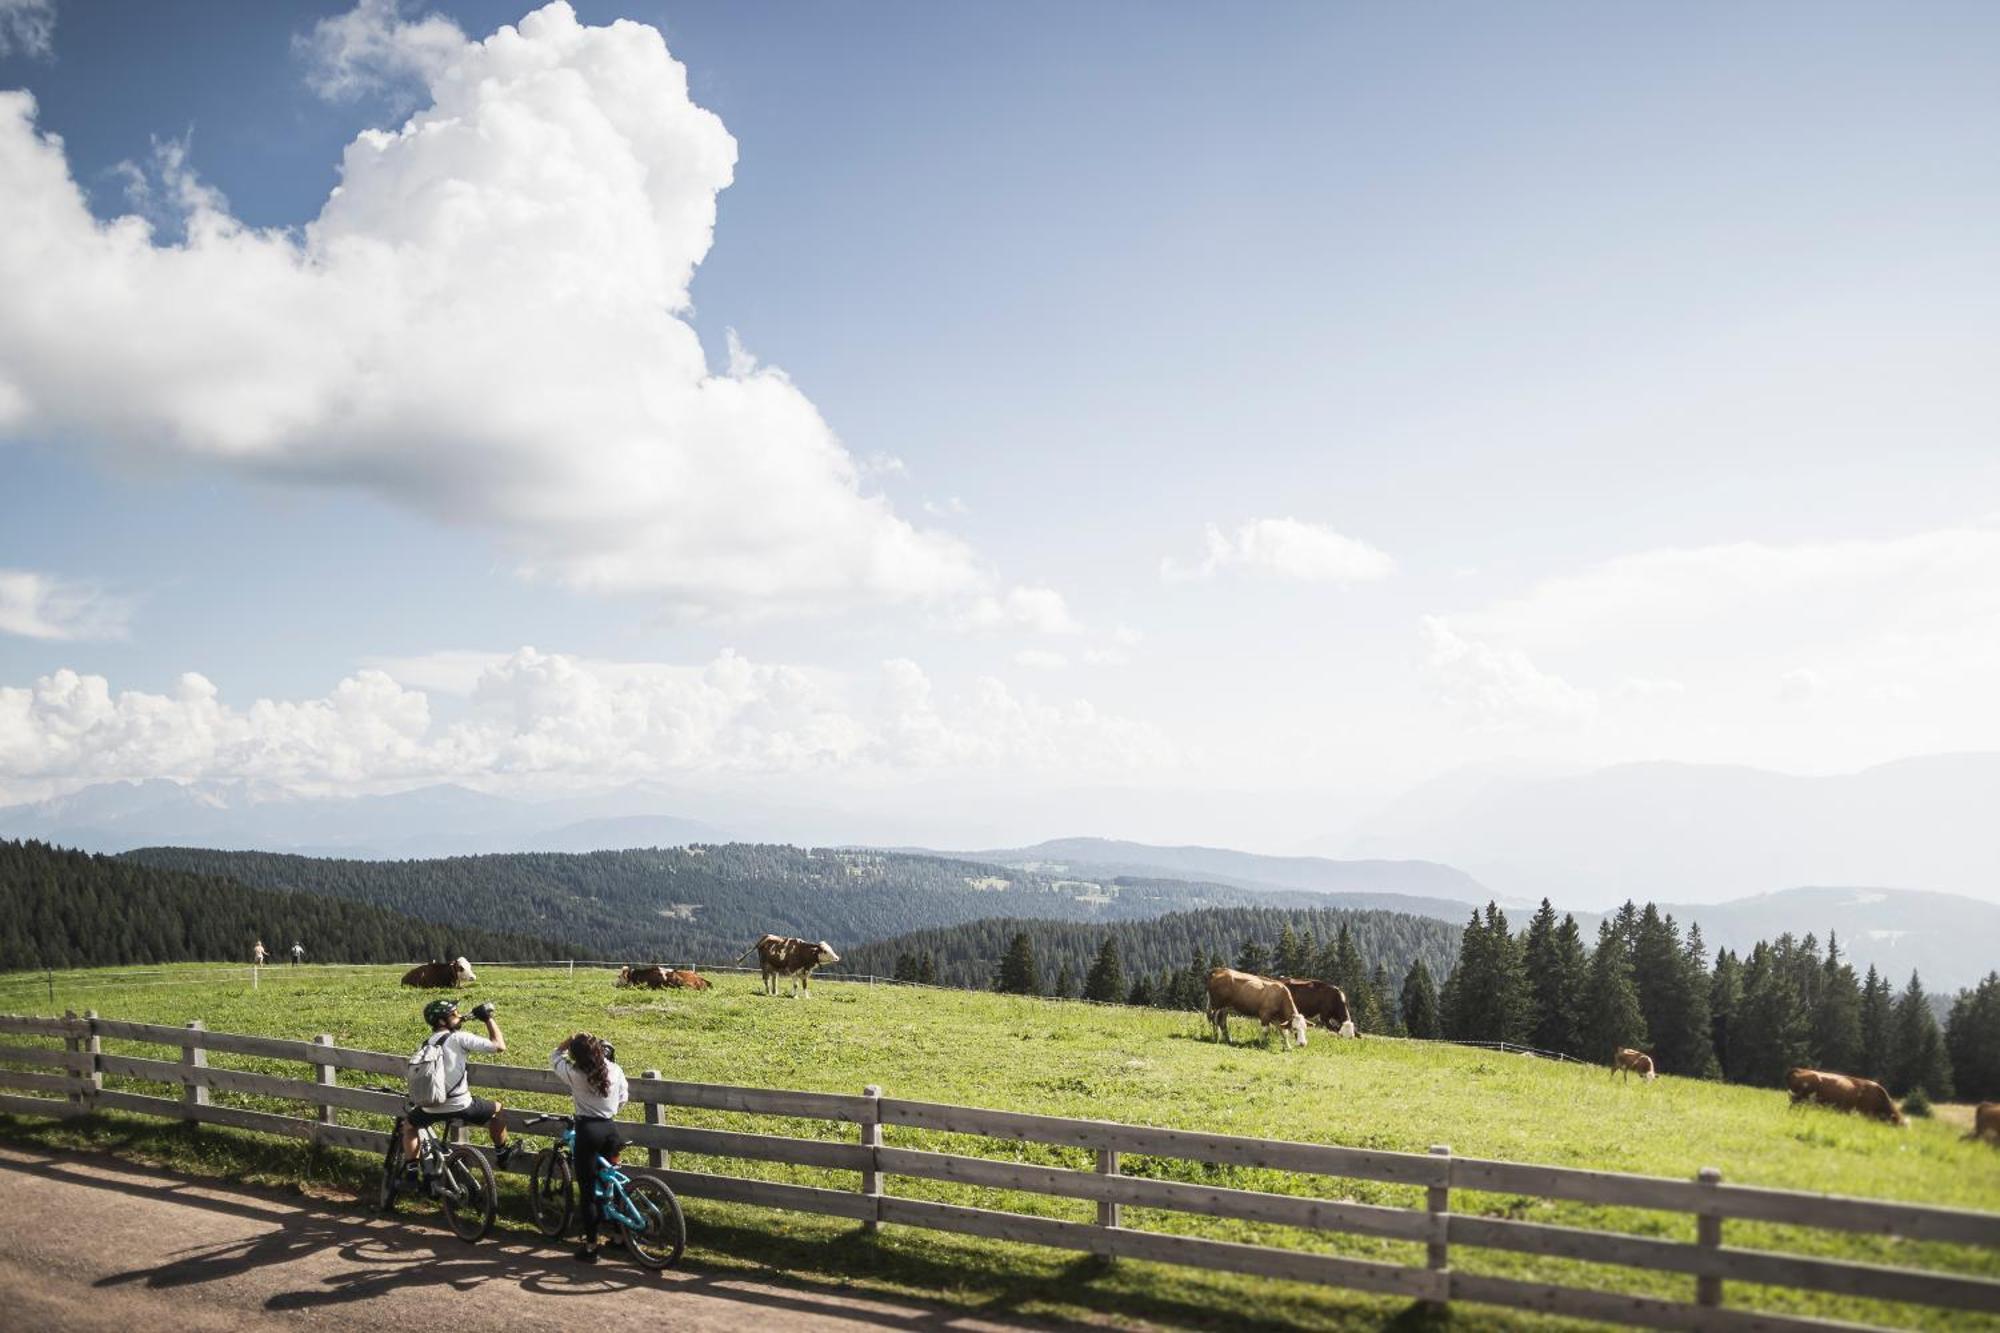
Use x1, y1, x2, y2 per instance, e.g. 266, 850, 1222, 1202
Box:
1969, 1102, 2000, 1143
1786, 1067, 1904, 1126
1613, 1047, 1656, 1082
1206, 968, 1308, 1049
1278, 978, 1359, 1038
617, 965, 712, 991
400, 956, 475, 988
736, 935, 840, 997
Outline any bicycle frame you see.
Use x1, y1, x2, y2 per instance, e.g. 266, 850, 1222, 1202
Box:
551, 1124, 646, 1230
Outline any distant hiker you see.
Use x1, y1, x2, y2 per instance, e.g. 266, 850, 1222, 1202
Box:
252, 941, 268, 966
290, 942, 305, 966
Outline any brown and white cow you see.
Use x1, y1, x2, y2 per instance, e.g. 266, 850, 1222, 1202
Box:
737, 935, 840, 997
1278, 978, 1359, 1038
1613, 1047, 1656, 1082
1786, 1067, 1904, 1126
1206, 968, 1308, 1049
617, 965, 712, 991
400, 956, 474, 989
1970, 1102, 2000, 1143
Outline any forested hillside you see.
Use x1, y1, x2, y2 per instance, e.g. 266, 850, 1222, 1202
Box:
121, 844, 1277, 963
844, 904, 1462, 1017
0, 840, 562, 970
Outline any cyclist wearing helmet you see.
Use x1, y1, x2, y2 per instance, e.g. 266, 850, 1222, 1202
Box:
403, 997, 525, 1171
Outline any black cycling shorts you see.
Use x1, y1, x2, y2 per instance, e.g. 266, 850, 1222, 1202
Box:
408, 1097, 498, 1129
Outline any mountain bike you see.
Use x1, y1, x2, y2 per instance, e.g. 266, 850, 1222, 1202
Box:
367, 1086, 498, 1242
518, 1111, 685, 1268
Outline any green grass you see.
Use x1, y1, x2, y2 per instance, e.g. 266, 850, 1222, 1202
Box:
2, 963, 1996, 1332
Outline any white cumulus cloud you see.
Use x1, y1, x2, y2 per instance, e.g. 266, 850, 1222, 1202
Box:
1164, 518, 1395, 584
0, 569, 130, 641
954, 585, 1082, 636
1421, 616, 1597, 731
0, 648, 1175, 800
0, 2, 980, 618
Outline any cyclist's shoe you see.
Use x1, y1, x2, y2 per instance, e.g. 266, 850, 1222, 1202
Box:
495, 1140, 526, 1168
574, 1245, 599, 1265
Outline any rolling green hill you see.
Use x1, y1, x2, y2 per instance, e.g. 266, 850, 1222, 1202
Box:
2, 963, 1993, 1332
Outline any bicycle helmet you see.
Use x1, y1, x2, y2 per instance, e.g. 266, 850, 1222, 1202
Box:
423, 997, 459, 1027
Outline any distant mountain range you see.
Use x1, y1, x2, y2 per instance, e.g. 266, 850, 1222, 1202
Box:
1335, 753, 2000, 909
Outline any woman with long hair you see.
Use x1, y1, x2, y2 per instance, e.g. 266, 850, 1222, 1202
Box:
551, 1031, 630, 1263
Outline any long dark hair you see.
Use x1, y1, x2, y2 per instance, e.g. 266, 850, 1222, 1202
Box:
565, 1032, 612, 1097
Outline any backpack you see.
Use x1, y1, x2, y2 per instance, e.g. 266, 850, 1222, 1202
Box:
406, 1032, 460, 1107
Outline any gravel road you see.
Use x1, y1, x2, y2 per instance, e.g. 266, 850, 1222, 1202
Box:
0, 1146, 1040, 1332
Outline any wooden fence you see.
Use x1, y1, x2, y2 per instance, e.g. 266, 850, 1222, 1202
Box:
1, 1010, 1996, 1332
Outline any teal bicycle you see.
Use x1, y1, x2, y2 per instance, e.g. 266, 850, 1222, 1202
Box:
519, 1112, 685, 1268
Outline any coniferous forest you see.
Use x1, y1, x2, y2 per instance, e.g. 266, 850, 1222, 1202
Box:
0, 840, 563, 970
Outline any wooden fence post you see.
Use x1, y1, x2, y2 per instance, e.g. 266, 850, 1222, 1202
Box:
860, 1084, 883, 1234
1427, 1144, 1452, 1307
182, 1020, 208, 1119
643, 1069, 666, 1169
313, 1035, 336, 1137
1097, 1148, 1122, 1232
61, 1010, 84, 1109
81, 1010, 101, 1106
1697, 1165, 1724, 1309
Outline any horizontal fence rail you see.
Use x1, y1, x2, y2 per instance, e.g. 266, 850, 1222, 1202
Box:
1, 1010, 1996, 1332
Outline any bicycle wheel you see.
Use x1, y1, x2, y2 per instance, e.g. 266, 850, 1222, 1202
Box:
529, 1147, 574, 1238
377, 1138, 404, 1214
620, 1174, 686, 1269
439, 1146, 496, 1242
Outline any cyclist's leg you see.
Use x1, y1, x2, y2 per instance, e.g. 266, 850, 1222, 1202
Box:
573, 1118, 618, 1252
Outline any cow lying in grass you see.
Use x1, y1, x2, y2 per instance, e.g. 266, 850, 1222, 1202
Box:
1206, 967, 1307, 1049
1613, 1047, 1656, 1082
1786, 1067, 1904, 1126
401, 956, 474, 988
617, 965, 711, 990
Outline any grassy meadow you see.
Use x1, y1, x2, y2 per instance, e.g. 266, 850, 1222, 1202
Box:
2, 962, 1996, 1332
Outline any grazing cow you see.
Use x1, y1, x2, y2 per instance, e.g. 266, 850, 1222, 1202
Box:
617, 965, 712, 991
1613, 1047, 1657, 1082
736, 935, 840, 997
1786, 1067, 1904, 1126
1205, 968, 1308, 1049
1969, 1103, 2000, 1143
1278, 978, 1359, 1038
400, 956, 475, 989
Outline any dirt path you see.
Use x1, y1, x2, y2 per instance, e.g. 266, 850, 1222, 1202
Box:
0, 1146, 1043, 1332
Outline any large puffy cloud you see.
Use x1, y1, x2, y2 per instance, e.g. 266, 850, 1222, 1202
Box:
1164, 518, 1395, 584
0, 3, 981, 616
0, 569, 130, 641
1421, 616, 1597, 731
0, 648, 1175, 800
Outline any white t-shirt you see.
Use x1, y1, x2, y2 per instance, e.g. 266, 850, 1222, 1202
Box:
552, 1050, 629, 1120
414, 1029, 497, 1112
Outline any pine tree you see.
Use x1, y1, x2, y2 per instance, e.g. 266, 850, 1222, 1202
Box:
1400, 958, 1441, 1039
1945, 973, 2000, 1102
1521, 900, 1567, 1054
1127, 975, 1155, 1006
1810, 932, 1863, 1073
1275, 923, 1306, 976
1053, 962, 1076, 1000
1581, 917, 1648, 1062
996, 932, 1039, 995
1858, 965, 1891, 1081
1084, 936, 1124, 1003
917, 953, 938, 986
1235, 937, 1270, 976
1890, 972, 1954, 1099
1729, 941, 1809, 1086
1368, 962, 1400, 1035
1708, 948, 1742, 1076
1333, 923, 1366, 997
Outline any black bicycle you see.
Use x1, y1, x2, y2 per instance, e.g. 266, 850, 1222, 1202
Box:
368, 1086, 498, 1242
518, 1111, 685, 1268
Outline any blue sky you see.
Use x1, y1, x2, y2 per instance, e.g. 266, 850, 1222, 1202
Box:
3, 1, 1998, 848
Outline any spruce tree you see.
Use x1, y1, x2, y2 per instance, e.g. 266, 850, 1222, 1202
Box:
1728, 941, 1809, 1086
1369, 962, 1400, 1035
1810, 933, 1863, 1073
1400, 958, 1441, 1039
1084, 936, 1124, 1003
1581, 917, 1648, 1062
1235, 937, 1270, 975
996, 932, 1040, 995
1858, 965, 1892, 1080
1677, 923, 1719, 1078
1890, 972, 1954, 1098
1333, 923, 1366, 996
1276, 924, 1306, 976
1945, 973, 2000, 1102
1521, 900, 1565, 1053
1127, 975, 1155, 1006
1053, 962, 1076, 1000
917, 953, 938, 985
